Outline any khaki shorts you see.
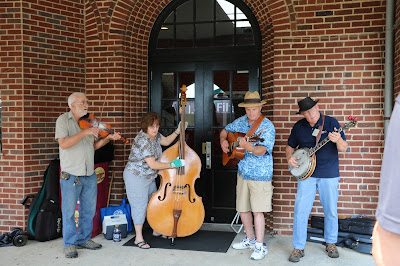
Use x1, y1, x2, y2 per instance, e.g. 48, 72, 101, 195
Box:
236, 174, 273, 213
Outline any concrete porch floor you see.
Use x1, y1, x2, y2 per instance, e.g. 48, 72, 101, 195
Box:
2, 224, 375, 266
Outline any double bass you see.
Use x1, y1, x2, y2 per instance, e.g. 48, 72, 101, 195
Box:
146, 85, 205, 244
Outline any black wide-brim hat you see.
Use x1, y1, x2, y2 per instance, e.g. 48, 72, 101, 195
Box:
296, 96, 319, 114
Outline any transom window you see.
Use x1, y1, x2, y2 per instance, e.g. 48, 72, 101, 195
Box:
157, 0, 254, 48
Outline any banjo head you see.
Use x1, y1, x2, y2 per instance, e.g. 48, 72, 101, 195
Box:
290, 148, 315, 180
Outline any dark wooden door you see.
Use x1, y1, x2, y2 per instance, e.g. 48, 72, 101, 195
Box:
150, 61, 259, 223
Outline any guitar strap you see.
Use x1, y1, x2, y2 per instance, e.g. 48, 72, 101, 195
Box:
245, 114, 265, 138
315, 114, 325, 145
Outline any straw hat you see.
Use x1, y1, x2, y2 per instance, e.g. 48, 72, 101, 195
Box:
238, 91, 266, 107
296, 96, 319, 114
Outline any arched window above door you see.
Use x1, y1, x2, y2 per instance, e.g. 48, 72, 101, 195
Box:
152, 0, 258, 49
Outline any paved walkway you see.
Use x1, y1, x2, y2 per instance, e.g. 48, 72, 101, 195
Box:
2, 227, 375, 266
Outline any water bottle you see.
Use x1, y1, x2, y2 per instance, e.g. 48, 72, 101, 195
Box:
113, 224, 121, 242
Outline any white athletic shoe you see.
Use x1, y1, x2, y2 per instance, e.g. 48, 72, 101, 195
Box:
232, 237, 256, 250
251, 242, 268, 260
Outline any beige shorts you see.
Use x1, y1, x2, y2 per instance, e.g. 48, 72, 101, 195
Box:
236, 174, 273, 213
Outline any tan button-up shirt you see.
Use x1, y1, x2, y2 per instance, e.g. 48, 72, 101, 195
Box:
55, 111, 95, 176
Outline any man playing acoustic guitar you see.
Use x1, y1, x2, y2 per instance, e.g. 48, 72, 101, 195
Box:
285, 96, 348, 262
220, 91, 275, 260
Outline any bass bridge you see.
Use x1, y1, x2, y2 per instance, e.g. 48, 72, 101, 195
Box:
172, 184, 196, 203
157, 183, 196, 203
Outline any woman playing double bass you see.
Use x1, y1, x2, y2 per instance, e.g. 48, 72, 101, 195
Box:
123, 112, 186, 249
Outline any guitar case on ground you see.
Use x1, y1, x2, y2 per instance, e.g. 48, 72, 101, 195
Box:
21, 158, 62, 242
307, 227, 372, 254
310, 215, 375, 235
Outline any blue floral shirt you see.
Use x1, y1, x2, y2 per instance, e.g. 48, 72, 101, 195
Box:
225, 115, 275, 181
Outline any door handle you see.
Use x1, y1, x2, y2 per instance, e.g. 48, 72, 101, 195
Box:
202, 142, 212, 169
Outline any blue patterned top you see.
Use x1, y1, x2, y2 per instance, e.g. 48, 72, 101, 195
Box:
225, 115, 275, 181
125, 130, 164, 180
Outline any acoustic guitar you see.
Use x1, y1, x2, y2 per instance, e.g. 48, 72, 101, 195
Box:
222, 131, 264, 166
289, 116, 357, 180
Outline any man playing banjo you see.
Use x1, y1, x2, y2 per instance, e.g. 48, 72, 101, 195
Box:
285, 96, 348, 263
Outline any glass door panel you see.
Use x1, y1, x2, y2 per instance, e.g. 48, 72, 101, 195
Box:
208, 69, 249, 218
159, 71, 195, 148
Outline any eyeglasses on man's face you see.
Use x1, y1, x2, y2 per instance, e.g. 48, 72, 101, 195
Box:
73, 101, 90, 106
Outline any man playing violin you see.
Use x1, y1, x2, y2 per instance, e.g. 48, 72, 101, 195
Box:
285, 96, 348, 263
55, 92, 121, 258
220, 91, 275, 261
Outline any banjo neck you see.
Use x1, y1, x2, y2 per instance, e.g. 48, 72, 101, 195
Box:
308, 127, 344, 156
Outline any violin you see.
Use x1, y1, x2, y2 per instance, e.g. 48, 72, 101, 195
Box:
78, 113, 129, 144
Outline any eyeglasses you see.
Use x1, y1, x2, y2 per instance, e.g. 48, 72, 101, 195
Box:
73, 101, 90, 106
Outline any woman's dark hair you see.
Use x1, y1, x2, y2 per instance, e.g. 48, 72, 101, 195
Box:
141, 112, 160, 132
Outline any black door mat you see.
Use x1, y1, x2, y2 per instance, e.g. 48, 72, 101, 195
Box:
123, 228, 237, 253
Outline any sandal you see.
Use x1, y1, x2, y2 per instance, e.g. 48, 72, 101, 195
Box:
134, 241, 150, 249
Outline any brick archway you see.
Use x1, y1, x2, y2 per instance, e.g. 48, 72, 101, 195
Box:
0, 0, 385, 235
84, 0, 288, 204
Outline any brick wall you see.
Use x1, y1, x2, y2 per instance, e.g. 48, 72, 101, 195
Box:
266, 0, 386, 234
0, 0, 24, 232
84, 0, 156, 204
0, 0, 394, 235
21, 0, 86, 188
0, 0, 85, 232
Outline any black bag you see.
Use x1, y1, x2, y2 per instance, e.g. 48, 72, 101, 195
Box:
21, 159, 62, 242
310, 215, 376, 235
307, 227, 372, 254
94, 142, 114, 164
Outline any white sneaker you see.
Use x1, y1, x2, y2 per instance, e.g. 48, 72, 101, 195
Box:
232, 237, 256, 250
251, 242, 268, 260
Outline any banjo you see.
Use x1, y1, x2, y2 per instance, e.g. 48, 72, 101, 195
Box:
289, 116, 357, 180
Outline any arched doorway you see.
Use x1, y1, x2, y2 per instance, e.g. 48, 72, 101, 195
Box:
149, 0, 262, 223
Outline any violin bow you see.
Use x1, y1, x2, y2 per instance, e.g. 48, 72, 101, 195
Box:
96, 50, 121, 131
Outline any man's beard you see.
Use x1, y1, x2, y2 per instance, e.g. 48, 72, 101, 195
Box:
76, 109, 88, 118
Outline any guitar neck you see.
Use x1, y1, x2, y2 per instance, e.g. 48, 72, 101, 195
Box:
309, 127, 343, 156
230, 136, 252, 149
